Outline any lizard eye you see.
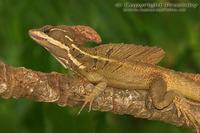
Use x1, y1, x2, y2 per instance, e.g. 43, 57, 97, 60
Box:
41, 25, 53, 34
44, 29, 49, 34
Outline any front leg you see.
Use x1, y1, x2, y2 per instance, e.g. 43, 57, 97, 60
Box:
150, 76, 176, 109
78, 72, 107, 114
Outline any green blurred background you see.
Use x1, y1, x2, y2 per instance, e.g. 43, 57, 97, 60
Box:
0, 0, 199, 133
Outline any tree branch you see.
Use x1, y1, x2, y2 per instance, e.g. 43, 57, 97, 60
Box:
0, 61, 199, 131
1, 25, 199, 132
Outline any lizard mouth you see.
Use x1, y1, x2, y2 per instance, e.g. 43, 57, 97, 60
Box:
29, 30, 47, 41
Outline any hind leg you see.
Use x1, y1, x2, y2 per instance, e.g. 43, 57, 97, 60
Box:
150, 77, 176, 109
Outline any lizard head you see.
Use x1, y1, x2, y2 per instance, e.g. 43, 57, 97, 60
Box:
29, 25, 101, 56
29, 25, 101, 47
29, 25, 99, 69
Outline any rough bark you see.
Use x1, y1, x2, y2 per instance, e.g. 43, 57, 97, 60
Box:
1, 25, 199, 132
0, 61, 199, 132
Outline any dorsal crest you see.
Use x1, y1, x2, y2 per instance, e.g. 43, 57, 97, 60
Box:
84, 43, 165, 64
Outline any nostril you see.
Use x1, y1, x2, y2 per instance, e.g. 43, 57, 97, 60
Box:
28, 30, 37, 38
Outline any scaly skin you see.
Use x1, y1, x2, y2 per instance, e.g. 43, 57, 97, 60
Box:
74, 45, 200, 103
29, 25, 200, 130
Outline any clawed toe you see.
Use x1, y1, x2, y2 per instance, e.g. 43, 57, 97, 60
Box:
77, 95, 95, 115
174, 97, 200, 133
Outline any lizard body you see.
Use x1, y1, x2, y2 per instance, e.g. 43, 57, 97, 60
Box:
29, 25, 200, 113
76, 47, 200, 102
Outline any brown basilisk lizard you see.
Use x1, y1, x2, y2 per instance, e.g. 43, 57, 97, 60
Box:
29, 25, 200, 123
